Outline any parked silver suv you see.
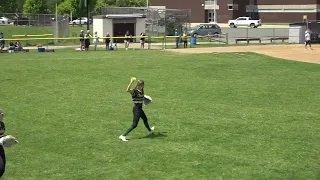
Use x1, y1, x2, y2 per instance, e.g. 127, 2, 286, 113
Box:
188, 23, 222, 37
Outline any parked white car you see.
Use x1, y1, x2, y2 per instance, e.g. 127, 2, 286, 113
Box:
228, 17, 261, 28
70, 17, 91, 25
0, 17, 13, 24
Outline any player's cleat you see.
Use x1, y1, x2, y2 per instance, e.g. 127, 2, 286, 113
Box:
149, 126, 155, 135
119, 135, 128, 142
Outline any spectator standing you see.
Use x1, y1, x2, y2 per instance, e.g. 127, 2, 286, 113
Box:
79, 30, 85, 50
182, 31, 188, 48
174, 29, 180, 48
93, 31, 99, 51
0, 32, 5, 52
124, 30, 131, 50
140, 32, 146, 49
84, 30, 92, 51
105, 33, 111, 50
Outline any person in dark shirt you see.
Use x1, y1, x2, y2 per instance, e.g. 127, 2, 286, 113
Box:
84, 30, 92, 51
124, 30, 131, 50
0, 32, 5, 52
140, 32, 146, 49
105, 33, 110, 50
174, 29, 180, 49
8, 41, 15, 52
119, 78, 154, 142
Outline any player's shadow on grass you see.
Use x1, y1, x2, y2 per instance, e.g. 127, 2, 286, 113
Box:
139, 132, 168, 139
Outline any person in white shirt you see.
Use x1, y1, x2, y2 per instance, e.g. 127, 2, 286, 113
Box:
305, 29, 312, 49
93, 31, 99, 51
84, 30, 92, 51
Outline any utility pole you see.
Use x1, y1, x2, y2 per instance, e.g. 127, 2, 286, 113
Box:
85, 0, 89, 30
55, 0, 58, 44
214, 0, 217, 23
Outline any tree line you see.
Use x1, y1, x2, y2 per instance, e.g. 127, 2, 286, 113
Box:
0, 0, 150, 17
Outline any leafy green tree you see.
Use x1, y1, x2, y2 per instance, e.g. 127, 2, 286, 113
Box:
46, 0, 64, 14
0, 0, 25, 13
115, 0, 147, 7
16, 0, 27, 13
58, 0, 148, 17
23, 0, 49, 14
93, 0, 148, 15
57, 0, 96, 17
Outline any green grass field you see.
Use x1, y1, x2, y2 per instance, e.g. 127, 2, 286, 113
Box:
0, 25, 86, 37
0, 50, 319, 180
0, 25, 88, 46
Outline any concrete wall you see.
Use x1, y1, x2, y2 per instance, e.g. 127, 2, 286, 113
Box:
94, 18, 146, 42
93, 18, 103, 41
258, 13, 317, 23
104, 19, 113, 41
255, 0, 316, 5
136, 18, 146, 41
289, 26, 307, 44
246, 1, 319, 22
93, 18, 113, 42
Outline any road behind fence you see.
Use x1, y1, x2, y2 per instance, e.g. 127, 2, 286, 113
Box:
0, 13, 67, 26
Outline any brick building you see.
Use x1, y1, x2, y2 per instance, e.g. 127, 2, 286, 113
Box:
150, 0, 320, 23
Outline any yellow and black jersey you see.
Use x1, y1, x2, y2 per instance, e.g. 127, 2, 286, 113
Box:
131, 89, 144, 103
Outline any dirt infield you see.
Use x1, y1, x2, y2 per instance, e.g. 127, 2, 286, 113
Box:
167, 44, 320, 64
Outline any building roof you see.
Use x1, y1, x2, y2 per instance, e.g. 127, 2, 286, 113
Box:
93, 14, 146, 19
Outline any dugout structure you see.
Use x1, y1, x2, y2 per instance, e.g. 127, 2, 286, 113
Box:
101, 7, 191, 37
289, 21, 320, 44
93, 14, 146, 43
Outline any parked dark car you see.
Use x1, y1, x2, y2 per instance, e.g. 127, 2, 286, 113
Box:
14, 18, 37, 26
187, 23, 222, 37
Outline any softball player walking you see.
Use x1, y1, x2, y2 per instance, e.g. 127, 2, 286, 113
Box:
305, 29, 312, 50
119, 78, 154, 142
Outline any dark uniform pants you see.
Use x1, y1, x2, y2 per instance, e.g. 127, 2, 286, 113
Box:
0, 146, 6, 178
123, 103, 151, 136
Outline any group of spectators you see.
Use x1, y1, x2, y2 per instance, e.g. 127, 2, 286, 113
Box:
78, 30, 147, 51
0, 32, 24, 53
174, 29, 189, 49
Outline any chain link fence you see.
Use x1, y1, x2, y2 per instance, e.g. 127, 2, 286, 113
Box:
52, 15, 70, 44
145, 8, 191, 37
0, 13, 62, 26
